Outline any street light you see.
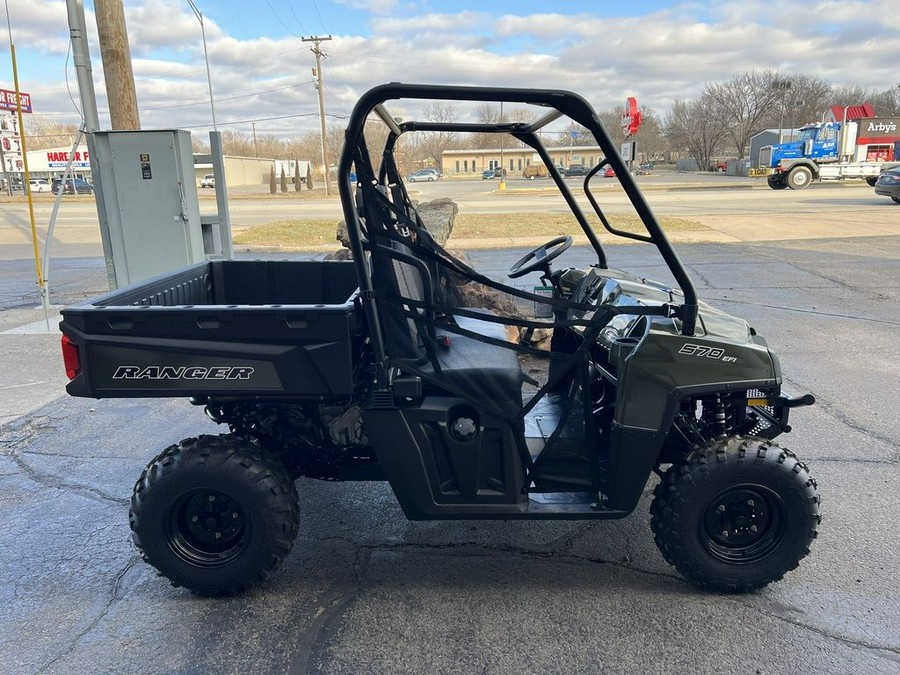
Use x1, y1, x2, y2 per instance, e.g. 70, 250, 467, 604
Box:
186, 0, 217, 130
774, 79, 791, 143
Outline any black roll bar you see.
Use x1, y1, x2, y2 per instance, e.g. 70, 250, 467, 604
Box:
338, 83, 699, 342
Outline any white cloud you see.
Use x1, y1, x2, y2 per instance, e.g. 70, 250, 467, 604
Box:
3, 0, 899, 139
333, 0, 401, 15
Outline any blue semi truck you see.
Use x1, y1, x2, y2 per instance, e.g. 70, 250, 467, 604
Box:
760, 117, 900, 190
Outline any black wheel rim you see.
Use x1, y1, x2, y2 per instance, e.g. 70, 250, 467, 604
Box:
166, 489, 249, 568
701, 485, 785, 564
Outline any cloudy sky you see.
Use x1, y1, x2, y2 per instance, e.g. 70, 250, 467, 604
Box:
1, 0, 898, 139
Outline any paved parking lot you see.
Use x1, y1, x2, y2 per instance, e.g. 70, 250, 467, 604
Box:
2, 235, 899, 674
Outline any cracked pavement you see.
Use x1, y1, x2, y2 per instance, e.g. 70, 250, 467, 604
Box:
2, 237, 900, 674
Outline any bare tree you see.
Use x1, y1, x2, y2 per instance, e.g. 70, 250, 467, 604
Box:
22, 117, 79, 150
869, 86, 900, 116
469, 103, 502, 149
633, 108, 668, 161
419, 102, 460, 168
705, 70, 780, 158
766, 75, 832, 130
191, 134, 210, 154
665, 95, 728, 170
221, 129, 255, 157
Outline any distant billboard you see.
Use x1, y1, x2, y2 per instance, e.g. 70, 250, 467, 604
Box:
0, 89, 32, 113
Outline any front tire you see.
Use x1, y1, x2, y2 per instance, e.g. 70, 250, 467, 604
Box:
130, 434, 299, 595
787, 166, 813, 190
767, 175, 787, 190
891, 196, 900, 204
650, 437, 819, 593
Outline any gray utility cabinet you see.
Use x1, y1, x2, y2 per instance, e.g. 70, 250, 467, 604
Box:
92, 130, 204, 286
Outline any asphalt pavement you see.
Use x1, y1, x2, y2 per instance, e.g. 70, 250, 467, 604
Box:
1, 231, 900, 673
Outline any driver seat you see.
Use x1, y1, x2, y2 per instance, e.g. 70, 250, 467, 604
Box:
366, 201, 524, 417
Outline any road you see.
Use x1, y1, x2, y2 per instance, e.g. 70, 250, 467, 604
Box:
1, 175, 897, 262
1, 182, 900, 673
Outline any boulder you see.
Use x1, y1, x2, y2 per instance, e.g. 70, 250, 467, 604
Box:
334, 197, 459, 251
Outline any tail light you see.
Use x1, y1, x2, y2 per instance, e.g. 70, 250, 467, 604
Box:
61, 334, 81, 380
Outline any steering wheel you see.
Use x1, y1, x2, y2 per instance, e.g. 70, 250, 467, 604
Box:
508, 235, 573, 279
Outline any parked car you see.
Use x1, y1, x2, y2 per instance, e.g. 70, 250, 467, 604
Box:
603, 166, 616, 178
200, 173, 216, 188
407, 169, 440, 182
29, 179, 51, 193
562, 164, 588, 177
874, 167, 900, 204
52, 178, 94, 195
482, 169, 505, 180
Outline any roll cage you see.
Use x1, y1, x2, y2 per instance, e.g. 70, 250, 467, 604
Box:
337, 83, 700, 391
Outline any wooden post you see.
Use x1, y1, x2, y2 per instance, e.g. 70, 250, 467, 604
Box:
94, 0, 140, 129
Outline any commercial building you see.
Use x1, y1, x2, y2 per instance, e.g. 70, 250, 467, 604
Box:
19, 144, 303, 188
441, 145, 605, 177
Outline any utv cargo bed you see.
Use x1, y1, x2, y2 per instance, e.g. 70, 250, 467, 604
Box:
60, 260, 361, 399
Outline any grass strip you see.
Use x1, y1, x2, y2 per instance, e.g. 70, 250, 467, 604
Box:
233, 213, 708, 248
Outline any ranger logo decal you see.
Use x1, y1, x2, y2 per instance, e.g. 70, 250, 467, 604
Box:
113, 366, 255, 380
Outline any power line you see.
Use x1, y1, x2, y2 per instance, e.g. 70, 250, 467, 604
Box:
177, 110, 347, 129
264, 0, 300, 38
141, 78, 315, 111
284, 0, 308, 35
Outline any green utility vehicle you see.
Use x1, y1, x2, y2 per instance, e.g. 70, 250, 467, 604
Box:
60, 84, 819, 595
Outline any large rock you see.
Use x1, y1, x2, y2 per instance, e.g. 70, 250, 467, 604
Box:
333, 197, 459, 251
415, 197, 458, 246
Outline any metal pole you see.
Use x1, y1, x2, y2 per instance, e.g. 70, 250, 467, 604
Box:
186, 0, 216, 130
498, 100, 505, 189
208, 130, 232, 258
4, 1, 45, 306
0, 136, 10, 196
67, 0, 117, 289
252, 122, 259, 158
66, 0, 101, 131
303, 35, 332, 195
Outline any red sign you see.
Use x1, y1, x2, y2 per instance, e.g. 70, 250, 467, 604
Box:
46, 149, 91, 168
622, 97, 642, 137
0, 89, 32, 113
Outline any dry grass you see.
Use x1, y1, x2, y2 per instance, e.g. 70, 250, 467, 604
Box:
453, 213, 706, 238
233, 213, 708, 248
233, 219, 338, 248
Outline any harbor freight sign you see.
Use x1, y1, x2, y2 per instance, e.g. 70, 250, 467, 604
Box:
0, 89, 32, 113
46, 149, 91, 169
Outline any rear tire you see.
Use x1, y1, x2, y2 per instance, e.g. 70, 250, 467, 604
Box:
650, 437, 819, 593
891, 196, 900, 204
866, 176, 878, 187
130, 434, 299, 595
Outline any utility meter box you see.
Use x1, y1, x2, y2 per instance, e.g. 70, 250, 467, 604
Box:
91, 130, 204, 286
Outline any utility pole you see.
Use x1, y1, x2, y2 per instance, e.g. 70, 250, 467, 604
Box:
94, 0, 140, 129
252, 122, 259, 158
302, 35, 332, 195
